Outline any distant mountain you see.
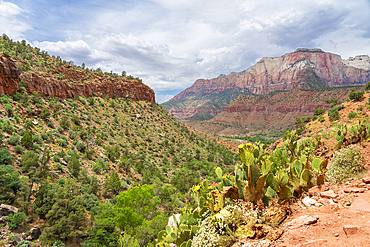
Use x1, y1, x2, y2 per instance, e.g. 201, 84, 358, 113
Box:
162, 48, 370, 134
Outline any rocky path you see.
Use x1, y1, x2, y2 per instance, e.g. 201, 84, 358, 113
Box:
274, 174, 370, 247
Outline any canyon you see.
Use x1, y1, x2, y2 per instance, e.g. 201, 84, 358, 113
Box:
162, 49, 370, 135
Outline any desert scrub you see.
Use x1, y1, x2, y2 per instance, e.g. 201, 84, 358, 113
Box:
327, 145, 364, 184
191, 217, 228, 247
192, 201, 267, 247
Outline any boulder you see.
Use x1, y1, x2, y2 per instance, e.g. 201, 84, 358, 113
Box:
286, 215, 319, 229
350, 198, 370, 212
320, 190, 337, 199
0, 204, 18, 216
343, 225, 363, 236
29, 227, 41, 240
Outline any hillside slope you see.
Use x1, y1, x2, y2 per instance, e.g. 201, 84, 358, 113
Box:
0, 36, 155, 103
0, 35, 239, 247
188, 87, 364, 135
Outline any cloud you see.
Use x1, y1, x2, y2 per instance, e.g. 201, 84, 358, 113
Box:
1, 0, 370, 98
0, 1, 30, 40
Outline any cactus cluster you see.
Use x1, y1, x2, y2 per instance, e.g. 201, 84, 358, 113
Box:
156, 131, 329, 246
332, 120, 370, 148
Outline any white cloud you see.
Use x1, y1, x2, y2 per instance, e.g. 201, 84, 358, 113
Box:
1, 0, 370, 96
0, 1, 30, 40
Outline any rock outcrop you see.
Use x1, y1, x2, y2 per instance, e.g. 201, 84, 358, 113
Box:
0, 54, 155, 103
0, 55, 21, 95
171, 49, 370, 101
0, 204, 18, 216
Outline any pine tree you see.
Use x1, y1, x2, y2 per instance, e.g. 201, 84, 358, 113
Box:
68, 151, 80, 177
21, 130, 33, 148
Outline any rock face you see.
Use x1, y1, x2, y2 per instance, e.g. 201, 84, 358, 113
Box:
0, 55, 21, 95
0, 54, 155, 103
172, 49, 370, 100
163, 49, 370, 135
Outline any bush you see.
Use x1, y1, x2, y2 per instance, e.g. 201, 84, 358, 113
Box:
76, 141, 86, 153
0, 148, 12, 164
52, 240, 67, 247
318, 116, 325, 122
58, 138, 68, 147
4, 103, 13, 116
349, 90, 364, 101
347, 111, 358, 119
53, 155, 61, 163
7, 134, 20, 145
328, 110, 339, 122
59, 115, 70, 130
6, 212, 28, 229
40, 107, 50, 120
47, 121, 54, 128
32, 134, 42, 144
314, 108, 325, 116
14, 145, 24, 154
16, 240, 30, 247
327, 145, 364, 184
365, 81, 370, 91
71, 114, 80, 126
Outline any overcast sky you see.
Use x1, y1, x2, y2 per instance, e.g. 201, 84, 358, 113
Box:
1, 0, 370, 103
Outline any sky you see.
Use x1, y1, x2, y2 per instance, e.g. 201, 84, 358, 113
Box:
1, 0, 370, 103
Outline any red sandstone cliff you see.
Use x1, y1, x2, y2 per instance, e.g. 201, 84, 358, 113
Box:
0, 54, 155, 103
171, 49, 370, 101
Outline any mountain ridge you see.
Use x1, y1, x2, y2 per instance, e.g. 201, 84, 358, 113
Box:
162, 48, 370, 135
170, 48, 370, 102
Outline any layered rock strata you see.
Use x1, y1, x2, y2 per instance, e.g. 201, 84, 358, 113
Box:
172, 49, 370, 101
0, 54, 155, 103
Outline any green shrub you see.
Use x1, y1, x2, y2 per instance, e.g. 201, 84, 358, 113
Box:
328, 110, 339, 122
95, 137, 102, 146
7, 134, 20, 145
59, 115, 70, 130
365, 81, 370, 91
4, 103, 13, 116
56, 164, 63, 171
58, 138, 68, 147
16, 240, 30, 247
349, 90, 364, 101
314, 108, 325, 116
76, 141, 86, 153
0, 148, 12, 164
347, 111, 358, 119
53, 155, 61, 163
47, 121, 54, 128
14, 145, 24, 154
6, 212, 28, 229
71, 114, 80, 125
40, 107, 50, 119
52, 240, 67, 247
327, 145, 364, 184
32, 134, 42, 144
68, 131, 77, 140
